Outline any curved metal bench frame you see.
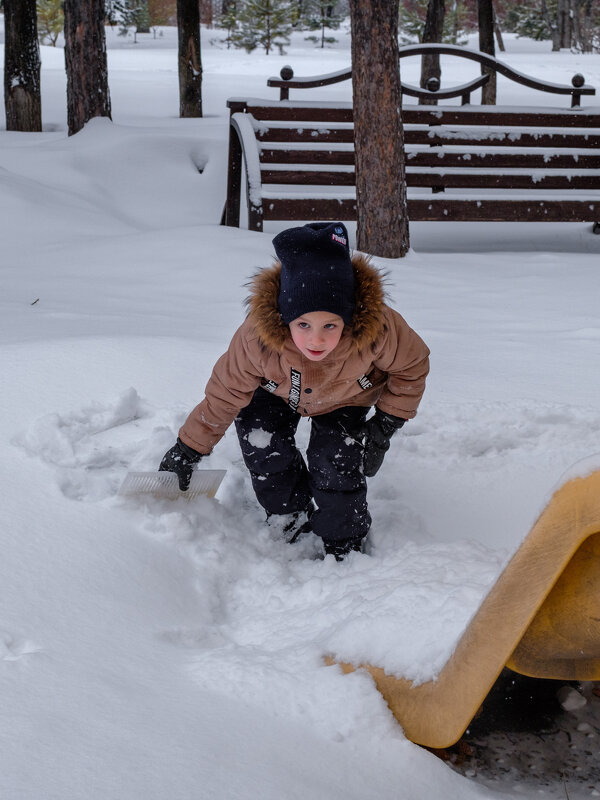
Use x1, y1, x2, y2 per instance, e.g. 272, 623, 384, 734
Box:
267, 42, 595, 107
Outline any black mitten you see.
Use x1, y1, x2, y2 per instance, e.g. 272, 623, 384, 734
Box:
362, 409, 406, 477
159, 438, 203, 491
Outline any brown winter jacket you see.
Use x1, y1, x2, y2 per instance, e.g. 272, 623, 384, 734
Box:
179, 254, 430, 455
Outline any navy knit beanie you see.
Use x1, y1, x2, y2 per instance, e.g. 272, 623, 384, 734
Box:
273, 222, 355, 326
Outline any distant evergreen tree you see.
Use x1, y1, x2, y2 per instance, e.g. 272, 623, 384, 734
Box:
232, 0, 293, 54
303, 0, 343, 47
503, 0, 554, 39
36, 0, 64, 46
136, 1, 151, 32
399, 0, 471, 45
111, 0, 151, 40
505, 0, 599, 51
219, 0, 239, 47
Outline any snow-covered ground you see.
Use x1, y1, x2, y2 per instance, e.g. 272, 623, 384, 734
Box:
1, 20, 600, 800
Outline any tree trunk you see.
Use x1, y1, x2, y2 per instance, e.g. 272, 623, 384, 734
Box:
420, 0, 445, 106
450, 0, 460, 44
478, 0, 496, 104
493, 9, 505, 52
557, 0, 572, 48
3, 0, 42, 132
571, 0, 581, 50
200, 0, 213, 26
541, 0, 561, 50
63, 0, 112, 136
350, 0, 409, 258
177, 0, 203, 117
581, 0, 593, 52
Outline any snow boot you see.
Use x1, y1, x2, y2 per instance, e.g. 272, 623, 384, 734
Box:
266, 505, 314, 543
323, 536, 366, 561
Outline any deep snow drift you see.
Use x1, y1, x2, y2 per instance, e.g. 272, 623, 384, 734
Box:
1, 21, 600, 800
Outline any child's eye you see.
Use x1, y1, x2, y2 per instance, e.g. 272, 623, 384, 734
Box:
324, 324, 338, 330
298, 322, 310, 329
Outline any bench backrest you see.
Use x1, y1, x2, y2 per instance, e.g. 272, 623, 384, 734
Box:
266, 43, 596, 108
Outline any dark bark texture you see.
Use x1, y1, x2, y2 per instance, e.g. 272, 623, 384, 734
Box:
558, 0, 572, 48
349, 0, 409, 258
63, 0, 112, 136
478, 0, 496, 104
4, 0, 42, 131
177, 0, 203, 117
420, 0, 445, 105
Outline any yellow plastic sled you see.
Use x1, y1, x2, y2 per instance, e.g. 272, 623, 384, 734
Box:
332, 465, 600, 748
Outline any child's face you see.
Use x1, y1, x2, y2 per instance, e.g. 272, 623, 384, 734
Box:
289, 311, 344, 361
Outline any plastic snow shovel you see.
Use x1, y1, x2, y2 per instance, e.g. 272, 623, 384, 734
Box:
118, 470, 226, 501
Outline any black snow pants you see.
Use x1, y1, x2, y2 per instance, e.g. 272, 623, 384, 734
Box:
234, 387, 371, 546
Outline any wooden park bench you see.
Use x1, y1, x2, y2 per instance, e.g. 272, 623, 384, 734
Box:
221, 44, 600, 233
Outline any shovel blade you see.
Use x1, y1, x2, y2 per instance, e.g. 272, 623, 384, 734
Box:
118, 470, 226, 500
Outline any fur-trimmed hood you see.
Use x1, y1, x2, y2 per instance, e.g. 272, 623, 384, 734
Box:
245, 253, 387, 351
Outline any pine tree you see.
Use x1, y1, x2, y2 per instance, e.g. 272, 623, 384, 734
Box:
232, 0, 293, 54
36, 0, 64, 46
303, 0, 343, 48
136, 1, 151, 32
219, 0, 239, 48
399, 0, 470, 45
111, 0, 151, 40
503, 0, 599, 51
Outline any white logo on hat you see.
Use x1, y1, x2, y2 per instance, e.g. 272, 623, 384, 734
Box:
331, 233, 347, 246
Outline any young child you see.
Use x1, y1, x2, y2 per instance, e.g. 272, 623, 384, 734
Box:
159, 222, 429, 560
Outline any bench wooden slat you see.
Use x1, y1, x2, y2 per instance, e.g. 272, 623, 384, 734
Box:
260, 148, 355, 165
262, 166, 600, 191
261, 149, 600, 169
255, 125, 600, 150
262, 169, 355, 185
406, 151, 600, 168
261, 196, 599, 223
405, 129, 600, 149
403, 107, 600, 128
246, 105, 354, 123
262, 197, 357, 220
407, 172, 600, 190
256, 127, 355, 143
407, 198, 600, 222
232, 100, 600, 129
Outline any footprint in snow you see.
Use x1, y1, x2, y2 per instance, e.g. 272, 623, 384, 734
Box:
0, 630, 41, 662
14, 387, 183, 502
